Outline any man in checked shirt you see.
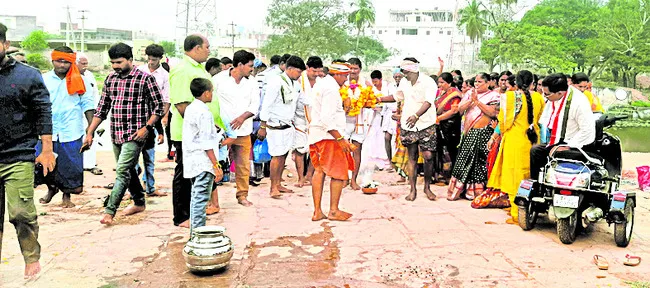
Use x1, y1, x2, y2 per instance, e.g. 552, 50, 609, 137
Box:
82, 43, 164, 225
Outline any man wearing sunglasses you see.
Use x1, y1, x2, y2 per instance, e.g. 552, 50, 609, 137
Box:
530, 73, 595, 176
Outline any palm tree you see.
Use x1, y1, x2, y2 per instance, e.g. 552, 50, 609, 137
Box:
348, 0, 376, 54
458, 0, 489, 72
458, 0, 488, 43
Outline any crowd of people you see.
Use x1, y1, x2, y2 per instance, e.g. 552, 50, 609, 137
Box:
0, 20, 606, 278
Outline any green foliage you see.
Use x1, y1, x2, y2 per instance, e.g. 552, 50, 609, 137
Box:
476, 0, 650, 87
352, 36, 391, 66
21, 30, 49, 52
159, 41, 177, 58
457, 0, 488, 43
26, 53, 50, 70
631, 100, 650, 107
348, 0, 376, 52
262, 0, 390, 64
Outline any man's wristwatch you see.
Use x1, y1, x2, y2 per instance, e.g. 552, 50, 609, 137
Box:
145, 124, 154, 131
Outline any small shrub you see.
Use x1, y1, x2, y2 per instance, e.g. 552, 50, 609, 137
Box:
25, 53, 51, 70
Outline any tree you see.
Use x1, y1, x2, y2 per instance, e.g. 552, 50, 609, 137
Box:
159, 41, 177, 58
352, 36, 391, 66
457, 0, 488, 43
21, 30, 49, 52
20, 30, 50, 70
348, 0, 376, 53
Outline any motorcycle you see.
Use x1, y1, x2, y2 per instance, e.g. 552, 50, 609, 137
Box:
515, 114, 635, 246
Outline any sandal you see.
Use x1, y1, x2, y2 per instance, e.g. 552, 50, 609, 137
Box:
104, 183, 114, 189
90, 168, 103, 175
593, 255, 609, 270
624, 254, 642, 266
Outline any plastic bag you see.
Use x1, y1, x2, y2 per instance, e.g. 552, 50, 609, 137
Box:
253, 139, 271, 163
471, 189, 511, 209
637, 165, 650, 192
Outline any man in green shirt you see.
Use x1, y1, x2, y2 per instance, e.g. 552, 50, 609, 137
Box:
169, 34, 224, 227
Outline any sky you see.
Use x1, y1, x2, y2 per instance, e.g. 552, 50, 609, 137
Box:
2, 0, 539, 39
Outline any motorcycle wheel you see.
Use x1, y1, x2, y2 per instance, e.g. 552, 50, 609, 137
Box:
518, 202, 537, 231
614, 198, 634, 247
557, 211, 578, 244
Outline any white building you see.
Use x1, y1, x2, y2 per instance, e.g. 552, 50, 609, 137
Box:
370, 7, 478, 72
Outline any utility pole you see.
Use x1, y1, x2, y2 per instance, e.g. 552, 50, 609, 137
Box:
79, 10, 88, 53
64, 5, 72, 47
228, 21, 236, 55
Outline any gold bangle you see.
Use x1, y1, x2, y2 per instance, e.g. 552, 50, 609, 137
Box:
413, 114, 420, 119
260, 125, 267, 129
336, 136, 345, 141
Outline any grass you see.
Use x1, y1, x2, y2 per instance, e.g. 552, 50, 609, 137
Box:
609, 127, 650, 153
626, 281, 650, 288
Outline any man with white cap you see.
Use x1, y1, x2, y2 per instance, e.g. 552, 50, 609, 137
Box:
308, 61, 355, 221
377, 57, 438, 202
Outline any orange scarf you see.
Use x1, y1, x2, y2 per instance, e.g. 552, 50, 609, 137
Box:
51, 51, 86, 95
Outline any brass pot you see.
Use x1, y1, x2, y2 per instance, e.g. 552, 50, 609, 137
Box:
182, 226, 234, 272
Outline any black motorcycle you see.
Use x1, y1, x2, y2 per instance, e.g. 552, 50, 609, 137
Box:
515, 115, 635, 246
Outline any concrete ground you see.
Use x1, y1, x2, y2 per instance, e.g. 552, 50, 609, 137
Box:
1, 152, 650, 288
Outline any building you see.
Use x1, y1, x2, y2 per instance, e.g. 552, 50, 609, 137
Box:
370, 7, 477, 72
213, 26, 270, 60
59, 23, 133, 42
0, 15, 43, 41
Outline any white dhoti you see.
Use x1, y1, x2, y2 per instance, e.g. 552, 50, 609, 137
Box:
292, 126, 309, 154
345, 108, 374, 143
267, 127, 295, 157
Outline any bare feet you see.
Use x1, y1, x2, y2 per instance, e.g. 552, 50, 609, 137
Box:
328, 210, 353, 221
350, 181, 361, 191
294, 180, 312, 188
278, 185, 294, 193
100, 213, 114, 225
270, 190, 282, 199
59, 193, 75, 208
60, 200, 76, 208
147, 190, 168, 197
122, 191, 131, 201
38, 189, 58, 204
424, 189, 437, 201
178, 220, 190, 228
405, 190, 416, 201
238, 198, 253, 207
123, 204, 145, 216
312, 211, 327, 221
206, 205, 220, 215
24, 261, 41, 279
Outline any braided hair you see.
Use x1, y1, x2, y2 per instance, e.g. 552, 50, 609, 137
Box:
515, 70, 538, 144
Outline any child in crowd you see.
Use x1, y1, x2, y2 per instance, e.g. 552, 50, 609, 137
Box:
182, 78, 224, 233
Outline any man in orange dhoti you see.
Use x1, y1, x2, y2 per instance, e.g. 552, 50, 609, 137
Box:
308, 62, 355, 221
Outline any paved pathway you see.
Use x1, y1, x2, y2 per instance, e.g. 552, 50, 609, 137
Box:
2, 152, 650, 287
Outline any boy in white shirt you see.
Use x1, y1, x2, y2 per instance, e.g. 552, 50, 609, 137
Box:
182, 78, 224, 233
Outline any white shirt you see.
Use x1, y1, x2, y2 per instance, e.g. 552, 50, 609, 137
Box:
308, 75, 346, 144
213, 69, 260, 137
82, 70, 100, 106
259, 72, 300, 125
137, 65, 170, 103
544, 86, 595, 148
295, 72, 318, 129
395, 74, 438, 131
182, 100, 220, 179
375, 81, 398, 117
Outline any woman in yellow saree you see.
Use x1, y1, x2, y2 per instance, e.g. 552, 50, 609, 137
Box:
487, 70, 545, 223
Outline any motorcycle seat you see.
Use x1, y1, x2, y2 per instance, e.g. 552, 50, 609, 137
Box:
554, 149, 604, 165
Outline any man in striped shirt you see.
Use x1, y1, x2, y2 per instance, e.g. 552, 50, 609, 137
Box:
83, 43, 165, 225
